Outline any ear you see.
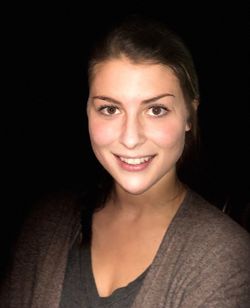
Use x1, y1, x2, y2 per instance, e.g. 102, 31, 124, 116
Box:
185, 122, 191, 132
185, 99, 199, 131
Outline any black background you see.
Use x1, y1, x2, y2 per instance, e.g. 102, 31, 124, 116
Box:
2, 2, 249, 276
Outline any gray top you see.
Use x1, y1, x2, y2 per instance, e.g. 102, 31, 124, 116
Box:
60, 234, 149, 307
1, 189, 250, 307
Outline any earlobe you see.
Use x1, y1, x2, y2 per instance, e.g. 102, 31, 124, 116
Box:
185, 122, 191, 132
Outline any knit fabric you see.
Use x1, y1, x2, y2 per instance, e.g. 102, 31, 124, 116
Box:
1, 189, 250, 307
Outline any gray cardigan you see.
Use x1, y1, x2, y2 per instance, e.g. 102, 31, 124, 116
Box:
1, 190, 250, 307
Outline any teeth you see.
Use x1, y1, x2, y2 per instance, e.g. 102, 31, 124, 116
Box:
119, 156, 152, 165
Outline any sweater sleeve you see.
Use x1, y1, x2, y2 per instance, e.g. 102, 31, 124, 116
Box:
179, 229, 250, 307
0, 191, 81, 308
132, 191, 250, 308
174, 194, 250, 307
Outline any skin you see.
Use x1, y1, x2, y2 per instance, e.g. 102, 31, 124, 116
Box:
86, 56, 195, 296
87, 57, 191, 198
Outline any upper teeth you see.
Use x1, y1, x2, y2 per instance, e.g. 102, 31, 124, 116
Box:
119, 156, 152, 165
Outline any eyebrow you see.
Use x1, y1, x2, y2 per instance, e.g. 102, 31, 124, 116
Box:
91, 93, 175, 105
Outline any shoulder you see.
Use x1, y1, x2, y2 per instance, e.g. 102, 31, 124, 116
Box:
185, 189, 250, 244
11, 190, 83, 255
0, 190, 83, 305
178, 189, 250, 271
136, 190, 250, 307
164, 189, 250, 306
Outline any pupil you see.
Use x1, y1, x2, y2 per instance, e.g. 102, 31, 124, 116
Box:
152, 107, 161, 115
108, 106, 116, 114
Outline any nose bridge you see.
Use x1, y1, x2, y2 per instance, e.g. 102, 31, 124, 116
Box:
120, 111, 146, 149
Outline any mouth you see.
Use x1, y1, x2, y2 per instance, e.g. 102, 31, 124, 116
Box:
114, 154, 156, 171
118, 155, 153, 165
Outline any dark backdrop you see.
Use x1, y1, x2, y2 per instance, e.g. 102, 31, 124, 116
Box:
2, 2, 249, 277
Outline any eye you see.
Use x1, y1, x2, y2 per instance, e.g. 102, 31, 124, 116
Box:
98, 105, 120, 115
147, 105, 169, 117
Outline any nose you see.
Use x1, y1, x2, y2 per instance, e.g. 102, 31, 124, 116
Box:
119, 114, 146, 149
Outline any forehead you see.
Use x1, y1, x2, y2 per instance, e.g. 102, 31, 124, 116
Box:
89, 58, 182, 97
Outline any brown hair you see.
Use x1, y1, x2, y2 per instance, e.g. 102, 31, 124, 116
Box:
82, 15, 201, 244
88, 14, 200, 169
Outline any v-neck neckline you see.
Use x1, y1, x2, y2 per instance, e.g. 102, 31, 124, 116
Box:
81, 188, 191, 304
130, 188, 193, 307
80, 243, 150, 305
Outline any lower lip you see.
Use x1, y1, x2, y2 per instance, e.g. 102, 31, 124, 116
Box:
115, 155, 154, 172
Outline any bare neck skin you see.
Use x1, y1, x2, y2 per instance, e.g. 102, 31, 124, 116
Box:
102, 173, 186, 223
91, 173, 186, 297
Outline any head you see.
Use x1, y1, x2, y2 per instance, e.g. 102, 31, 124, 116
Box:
86, 15, 200, 196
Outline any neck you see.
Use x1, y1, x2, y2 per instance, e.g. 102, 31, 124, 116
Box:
109, 174, 185, 219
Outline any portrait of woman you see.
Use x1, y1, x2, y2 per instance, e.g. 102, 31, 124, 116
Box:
1, 9, 249, 308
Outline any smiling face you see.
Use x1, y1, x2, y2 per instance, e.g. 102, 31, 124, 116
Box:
87, 57, 191, 195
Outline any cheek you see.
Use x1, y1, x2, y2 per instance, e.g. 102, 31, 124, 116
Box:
148, 121, 186, 148
88, 118, 117, 146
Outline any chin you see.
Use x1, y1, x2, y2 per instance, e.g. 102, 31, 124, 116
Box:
117, 179, 153, 196
124, 187, 148, 196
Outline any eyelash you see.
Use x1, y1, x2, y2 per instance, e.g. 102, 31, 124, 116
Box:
97, 105, 120, 115
97, 104, 169, 117
147, 104, 169, 117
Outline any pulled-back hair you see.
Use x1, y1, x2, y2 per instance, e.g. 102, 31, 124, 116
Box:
88, 14, 200, 169
88, 15, 199, 103
82, 15, 200, 244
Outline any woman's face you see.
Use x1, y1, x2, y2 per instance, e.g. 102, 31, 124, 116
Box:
87, 57, 191, 195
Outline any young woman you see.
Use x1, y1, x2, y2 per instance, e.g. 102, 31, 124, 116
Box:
1, 15, 249, 308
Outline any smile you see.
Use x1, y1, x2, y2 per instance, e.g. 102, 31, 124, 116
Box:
114, 154, 155, 172
119, 156, 153, 165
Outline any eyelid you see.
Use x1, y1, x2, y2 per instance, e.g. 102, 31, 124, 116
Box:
97, 104, 120, 115
147, 104, 170, 116
96, 103, 169, 117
